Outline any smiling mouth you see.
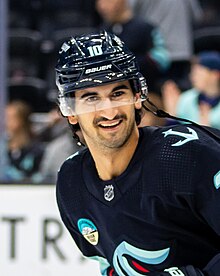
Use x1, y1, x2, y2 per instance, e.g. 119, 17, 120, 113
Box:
98, 120, 122, 129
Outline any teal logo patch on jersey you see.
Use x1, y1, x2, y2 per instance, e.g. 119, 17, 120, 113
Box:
113, 241, 170, 275
77, 218, 99, 245
214, 170, 220, 189
162, 127, 198, 146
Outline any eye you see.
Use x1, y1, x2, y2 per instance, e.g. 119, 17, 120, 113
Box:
84, 95, 100, 104
111, 91, 126, 99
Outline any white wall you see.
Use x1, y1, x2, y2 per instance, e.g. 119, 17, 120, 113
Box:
0, 185, 100, 276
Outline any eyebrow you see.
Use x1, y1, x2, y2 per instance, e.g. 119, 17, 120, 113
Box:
80, 92, 97, 99
112, 84, 130, 92
79, 84, 130, 99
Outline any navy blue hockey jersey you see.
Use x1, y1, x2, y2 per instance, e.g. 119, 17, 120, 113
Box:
56, 124, 220, 275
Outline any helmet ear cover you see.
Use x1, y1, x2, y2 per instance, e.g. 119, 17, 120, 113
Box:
129, 73, 148, 99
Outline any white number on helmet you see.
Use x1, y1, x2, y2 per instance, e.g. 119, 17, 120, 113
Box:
87, 45, 103, 57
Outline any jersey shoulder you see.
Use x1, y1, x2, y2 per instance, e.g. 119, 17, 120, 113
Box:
57, 147, 88, 183
147, 124, 220, 149
141, 124, 220, 193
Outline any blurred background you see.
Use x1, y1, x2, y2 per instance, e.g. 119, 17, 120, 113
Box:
1, 0, 220, 185
0, 0, 219, 274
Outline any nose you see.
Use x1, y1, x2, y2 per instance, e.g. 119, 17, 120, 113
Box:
96, 99, 119, 119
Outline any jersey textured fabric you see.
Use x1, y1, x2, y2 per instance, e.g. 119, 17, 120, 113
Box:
56, 124, 220, 275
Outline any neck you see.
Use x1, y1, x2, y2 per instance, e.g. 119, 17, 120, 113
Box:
89, 127, 139, 181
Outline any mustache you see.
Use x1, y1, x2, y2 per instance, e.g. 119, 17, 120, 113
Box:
93, 114, 127, 125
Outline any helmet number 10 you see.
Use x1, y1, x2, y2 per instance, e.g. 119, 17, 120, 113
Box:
87, 45, 103, 57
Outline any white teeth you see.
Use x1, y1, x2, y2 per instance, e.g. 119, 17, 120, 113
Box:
100, 121, 120, 127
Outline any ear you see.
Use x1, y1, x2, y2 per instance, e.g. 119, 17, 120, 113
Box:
134, 93, 142, 110
67, 116, 78, 125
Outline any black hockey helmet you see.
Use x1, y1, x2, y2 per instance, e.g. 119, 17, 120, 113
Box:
55, 30, 148, 116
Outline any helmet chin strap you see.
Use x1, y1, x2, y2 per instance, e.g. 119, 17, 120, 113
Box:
143, 98, 220, 142
68, 122, 86, 147
73, 132, 85, 147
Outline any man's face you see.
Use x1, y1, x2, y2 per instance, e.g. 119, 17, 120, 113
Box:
68, 80, 141, 150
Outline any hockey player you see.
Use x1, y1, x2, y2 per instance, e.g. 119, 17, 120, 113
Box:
55, 30, 220, 275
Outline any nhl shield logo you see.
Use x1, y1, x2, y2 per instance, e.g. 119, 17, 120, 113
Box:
104, 185, 114, 201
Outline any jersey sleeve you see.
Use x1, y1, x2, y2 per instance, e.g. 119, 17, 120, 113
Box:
193, 135, 220, 235
88, 256, 116, 276
191, 129, 220, 274
159, 125, 220, 275
56, 178, 95, 256
56, 161, 116, 275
